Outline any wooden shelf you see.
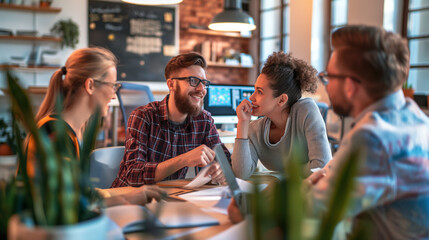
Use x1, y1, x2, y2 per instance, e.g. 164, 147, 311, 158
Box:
183, 28, 251, 39
0, 64, 59, 71
0, 35, 62, 42
0, 3, 61, 13
207, 62, 254, 69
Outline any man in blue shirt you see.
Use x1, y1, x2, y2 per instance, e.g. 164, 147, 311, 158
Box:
308, 25, 429, 239
228, 25, 429, 239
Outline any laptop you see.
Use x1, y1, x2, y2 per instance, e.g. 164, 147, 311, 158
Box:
213, 144, 249, 216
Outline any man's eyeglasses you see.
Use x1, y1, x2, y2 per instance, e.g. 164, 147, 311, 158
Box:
94, 79, 122, 92
170, 76, 211, 89
317, 71, 361, 86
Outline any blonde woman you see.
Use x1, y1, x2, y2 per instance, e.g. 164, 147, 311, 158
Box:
25, 47, 164, 206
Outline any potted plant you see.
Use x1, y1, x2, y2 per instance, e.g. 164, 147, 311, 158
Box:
0, 118, 14, 156
2, 71, 107, 240
249, 145, 367, 240
39, 0, 52, 8
402, 81, 415, 99
50, 19, 79, 49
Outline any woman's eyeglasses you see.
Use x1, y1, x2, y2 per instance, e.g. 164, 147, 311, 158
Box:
170, 76, 211, 89
94, 80, 122, 92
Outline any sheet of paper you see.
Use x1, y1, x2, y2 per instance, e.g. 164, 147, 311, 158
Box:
145, 200, 219, 228
208, 218, 250, 240
105, 205, 148, 233
179, 179, 267, 215
183, 162, 214, 189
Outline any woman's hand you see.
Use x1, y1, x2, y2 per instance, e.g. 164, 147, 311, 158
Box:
236, 99, 253, 122
236, 99, 253, 139
104, 185, 166, 207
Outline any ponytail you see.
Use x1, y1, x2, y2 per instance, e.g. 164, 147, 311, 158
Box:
34, 69, 65, 123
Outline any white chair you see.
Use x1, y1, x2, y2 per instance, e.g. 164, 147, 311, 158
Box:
89, 146, 125, 189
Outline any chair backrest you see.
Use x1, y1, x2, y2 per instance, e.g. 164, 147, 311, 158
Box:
116, 82, 155, 135
89, 146, 125, 189
316, 101, 329, 123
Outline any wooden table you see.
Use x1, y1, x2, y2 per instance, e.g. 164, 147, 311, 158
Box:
124, 174, 278, 239
124, 179, 233, 239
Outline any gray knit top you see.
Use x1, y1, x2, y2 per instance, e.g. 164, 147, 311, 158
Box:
231, 98, 332, 179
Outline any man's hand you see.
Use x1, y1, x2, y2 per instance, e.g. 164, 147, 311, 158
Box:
204, 162, 225, 184
182, 144, 215, 167
227, 197, 244, 224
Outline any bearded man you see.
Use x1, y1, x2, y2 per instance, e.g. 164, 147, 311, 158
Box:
112, 52, 230, 187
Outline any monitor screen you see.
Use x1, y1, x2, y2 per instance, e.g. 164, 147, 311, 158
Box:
204, 84, 255, 124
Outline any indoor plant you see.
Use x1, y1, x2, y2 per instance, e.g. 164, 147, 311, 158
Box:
50, 19, 79, 49
39, 0, 53, 8
402, 81, 415, 99
2, 71, 107, 239
250, 145, 367, 240
0, 118, 15, 156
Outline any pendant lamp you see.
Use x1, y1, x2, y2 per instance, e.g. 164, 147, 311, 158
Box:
121, 0, 183, 5
209, 0, 256, 32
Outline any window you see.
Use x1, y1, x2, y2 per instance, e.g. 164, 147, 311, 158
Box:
403, 0, 429, 93
259, 0, 290, 70
330, 0, 348, 32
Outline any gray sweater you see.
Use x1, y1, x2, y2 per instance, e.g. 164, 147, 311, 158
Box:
231, 98, 332, 179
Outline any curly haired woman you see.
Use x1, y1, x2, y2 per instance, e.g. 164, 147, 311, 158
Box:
231, 51, 332, 179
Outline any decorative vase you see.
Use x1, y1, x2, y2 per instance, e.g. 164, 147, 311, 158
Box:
402, 88, 415, 99
8, 212, 109, 240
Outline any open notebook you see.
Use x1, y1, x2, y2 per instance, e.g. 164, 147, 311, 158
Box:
106, 201, 219, 233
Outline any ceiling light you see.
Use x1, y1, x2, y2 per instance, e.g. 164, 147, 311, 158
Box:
209, 0, 256, 32
121, 0, 183, 5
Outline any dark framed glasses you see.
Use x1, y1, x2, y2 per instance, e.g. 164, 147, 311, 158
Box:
94, 79, 122, 92
317, 71, 361, 86
170, 76, 211, 89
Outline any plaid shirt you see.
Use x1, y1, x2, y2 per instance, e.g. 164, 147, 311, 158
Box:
111, 95, 231, 187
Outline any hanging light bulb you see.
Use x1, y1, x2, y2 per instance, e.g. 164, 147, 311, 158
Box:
209, 0, 256, 32
121, 0, 183, 5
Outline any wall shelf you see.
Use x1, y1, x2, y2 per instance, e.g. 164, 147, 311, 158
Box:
182, 28, 251, 39
0, 3, 61, 13
207, 62, 253, 69
0, 64, 59, 71
0, 35, 62, 42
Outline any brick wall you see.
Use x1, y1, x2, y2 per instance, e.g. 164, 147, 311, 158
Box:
178, 0, 251, 85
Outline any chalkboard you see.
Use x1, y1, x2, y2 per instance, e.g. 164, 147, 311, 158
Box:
88, 0, 178, 82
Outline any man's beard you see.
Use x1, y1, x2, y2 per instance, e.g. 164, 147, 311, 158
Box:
173, 84, 204, 117
330, 95, 352, 117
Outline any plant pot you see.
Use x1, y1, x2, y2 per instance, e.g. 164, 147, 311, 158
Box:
0, 143, 13, 156
402, 88, 415, 99
39, 1, 51, 7
8, 212, 109, 240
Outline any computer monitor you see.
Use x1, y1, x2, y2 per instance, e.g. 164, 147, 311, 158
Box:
204, 84, 255, 124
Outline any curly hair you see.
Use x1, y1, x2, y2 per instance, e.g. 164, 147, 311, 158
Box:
261, 51, 318, 107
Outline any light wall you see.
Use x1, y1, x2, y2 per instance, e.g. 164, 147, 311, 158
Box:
348, 0, 385, 26
289, 0, 313, 63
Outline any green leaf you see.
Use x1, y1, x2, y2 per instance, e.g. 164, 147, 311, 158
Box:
316, 148, 361, 240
